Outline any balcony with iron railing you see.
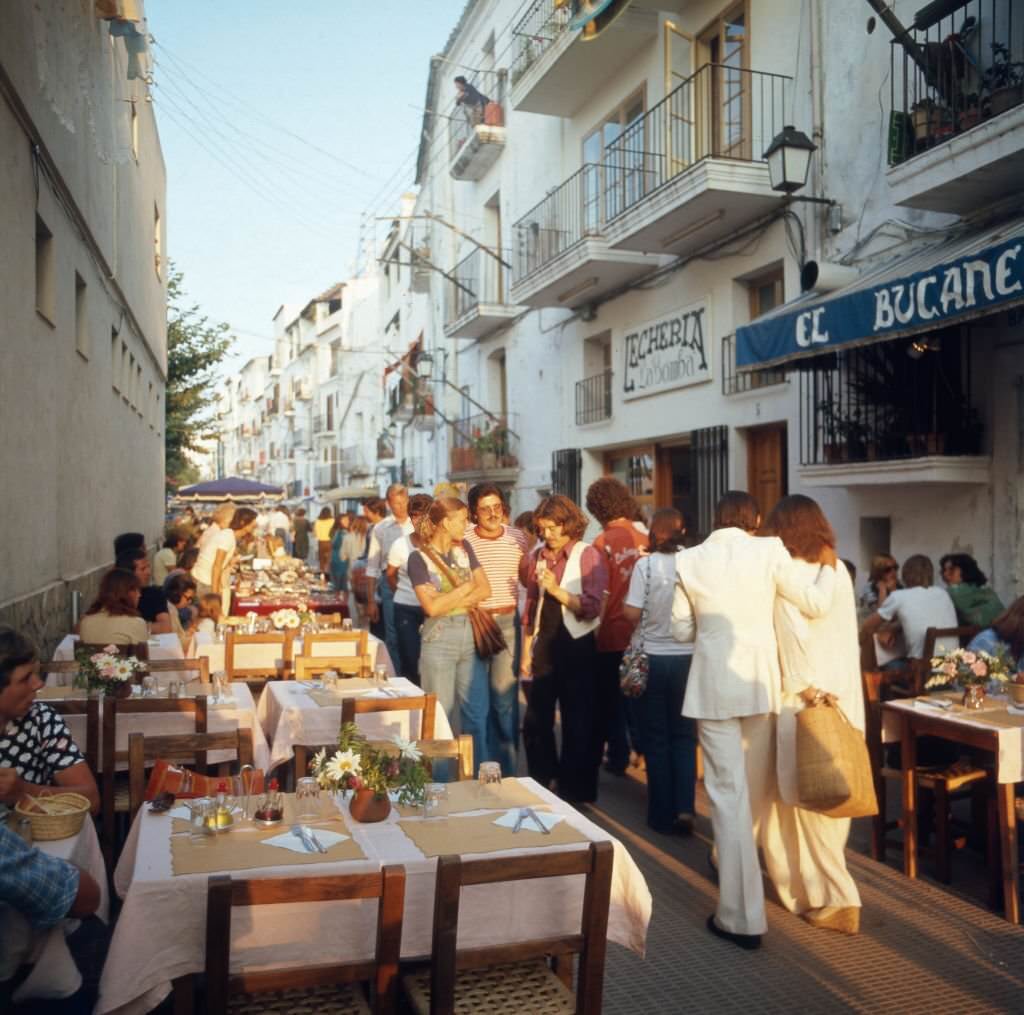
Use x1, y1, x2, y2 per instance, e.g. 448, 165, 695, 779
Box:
886, 0, 1024, 213
601, 63, 790, 256
575, 370, 612, 425
796, 330, 990, 486
449, 412, 521, 478
722, 334, 787, 396
450, 93, 506, 181
315, 463, 339, 490
444, 247, 523, 339
510, 0, 656, 117
313, 413, 334, 436
511, 163, 659, 308
340, 444, 370, 478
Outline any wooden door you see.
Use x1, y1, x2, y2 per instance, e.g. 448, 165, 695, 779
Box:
747, 423, 786, 519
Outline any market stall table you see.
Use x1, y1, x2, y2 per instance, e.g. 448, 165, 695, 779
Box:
193, 630, 394, 680
256, 677, 447, 773
97, 778, 652, 1015
34, 682, 271, 774
883, 692, 1024, 923
230, 593, 349, 618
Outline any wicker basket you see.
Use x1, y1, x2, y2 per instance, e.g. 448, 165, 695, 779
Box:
15, 792, 91, 841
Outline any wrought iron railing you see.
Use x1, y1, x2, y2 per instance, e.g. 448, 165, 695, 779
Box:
446, 247, 514, 325
510, 0, 572, 88
551, 448, 582, 503
888, 0, 1021, 166
603, 63, 790, 219
450, 93, 505, 162
513, 163, 612, 280
449, 412, 521, 475
798, 331, 982, 466
340, 444, 369, 476
721, 334, 787, 395
575, 370, 613, 424
315, 464, 339, 489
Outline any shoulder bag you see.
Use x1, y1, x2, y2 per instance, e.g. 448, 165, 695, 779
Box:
420, 544, 508, 660
619, 557, 651, 698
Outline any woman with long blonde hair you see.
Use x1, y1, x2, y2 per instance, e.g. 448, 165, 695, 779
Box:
408, 498, 491, 769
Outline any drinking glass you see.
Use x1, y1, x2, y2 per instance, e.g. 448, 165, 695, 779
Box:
295, 776, 321, 820
141, 675, 157, 697
373, 665, 388, 685
323, 670, 338, 692
342, 618, 353, 632
188, 799, 214, 842
167, 680, 181, 699
421, 783, 448, 819
478, 761, 502, 789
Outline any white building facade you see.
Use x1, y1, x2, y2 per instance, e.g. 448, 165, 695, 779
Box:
0, 1, 167, 651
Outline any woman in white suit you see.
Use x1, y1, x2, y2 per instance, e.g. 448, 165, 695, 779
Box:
761, 495, 864, 935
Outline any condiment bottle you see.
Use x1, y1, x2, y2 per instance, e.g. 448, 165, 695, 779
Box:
255, 778, 283, 823
212, 780, 234, 829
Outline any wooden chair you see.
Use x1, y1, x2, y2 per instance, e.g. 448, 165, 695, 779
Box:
315, 612, 344, 626
224, 630, 295, 686
294, 695, 437, 781
126, 728, 254, 822
144, 657, 211, 683
294, 655, 370, 680
101, 696, 209, 865
78, 642, 150, 662
371, 736, 474, 782
45, 696, 101, 778
402, 841, 614, 1015
192, 867, 405, 1015
304, 630, 369, 658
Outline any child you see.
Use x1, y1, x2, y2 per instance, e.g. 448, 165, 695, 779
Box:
195, 593, 223, 636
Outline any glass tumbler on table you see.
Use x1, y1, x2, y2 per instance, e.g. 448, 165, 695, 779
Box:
295, 776, 321, 820
421, 783, 448, 819
478, 761, 502, 788
141, 675, 157, 698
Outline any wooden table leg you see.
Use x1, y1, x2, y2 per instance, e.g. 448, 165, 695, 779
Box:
900, 716, 918, 879
996, 782, 1020, 924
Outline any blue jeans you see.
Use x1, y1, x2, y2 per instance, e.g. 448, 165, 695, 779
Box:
378, 581, 400, 675
393, 602, 424, 683
633, 654, 697, 832
472, 612, 519, 775
419, 614, 489, 773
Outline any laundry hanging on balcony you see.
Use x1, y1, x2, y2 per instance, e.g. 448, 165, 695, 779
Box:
107, 16, 149, 80
568, 0, 632, 39
735, 213, 1024, 370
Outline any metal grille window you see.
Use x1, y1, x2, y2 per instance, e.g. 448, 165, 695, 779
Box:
721, 334, 787, 395
551, 448, 582, 504
692, 425, 729, 540
575, 370, 613, 424
797, 330, 979, 466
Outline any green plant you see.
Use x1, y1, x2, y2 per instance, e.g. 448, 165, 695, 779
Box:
983, 43, 1024, 92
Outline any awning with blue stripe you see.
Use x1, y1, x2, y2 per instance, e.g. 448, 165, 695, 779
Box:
736, 214, 1024, 370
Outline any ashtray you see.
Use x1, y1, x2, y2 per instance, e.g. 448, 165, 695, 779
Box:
148, 792, 176, 813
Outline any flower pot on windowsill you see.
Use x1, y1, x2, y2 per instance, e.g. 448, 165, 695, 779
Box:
823, 442, 846, 464
348, 789, 391, 823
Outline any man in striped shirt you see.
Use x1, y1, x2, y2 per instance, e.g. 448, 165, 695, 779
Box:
465, 484, 528, 775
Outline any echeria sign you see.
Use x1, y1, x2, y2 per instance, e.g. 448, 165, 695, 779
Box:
621, 299, 711, 401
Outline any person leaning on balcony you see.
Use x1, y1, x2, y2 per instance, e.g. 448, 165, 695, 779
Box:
409, 497, 492, 769
939, 553, 1005, 629
79, 569, 149, 646
520, 495, 609, 805
454, 75, 489, 124
191, 503, 237, 599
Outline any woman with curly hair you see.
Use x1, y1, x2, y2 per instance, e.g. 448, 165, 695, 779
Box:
759, 494, 863, 935
939, 552, 1004, 628
520, 494, 609, 803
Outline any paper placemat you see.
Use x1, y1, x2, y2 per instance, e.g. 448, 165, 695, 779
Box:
308, 682, 403, 708
397, 809, 590, 857
393, 778, 546, 818
957, 708, 1024, 730
168, 794, 365, 875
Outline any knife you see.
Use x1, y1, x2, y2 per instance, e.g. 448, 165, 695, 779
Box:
524, 808, 551, 835
290, 824, 317, 852
512, 808, 525, 833
303, 825, 327, 853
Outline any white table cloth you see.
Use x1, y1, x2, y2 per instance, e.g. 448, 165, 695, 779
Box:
35, 683, 272, 775
50, 634, 185, 682
98, 779, 652, 1015
256, 678, 453, 772
40, 816, 110, 923
883, 693, 1024, 783
194, 631, 395, 678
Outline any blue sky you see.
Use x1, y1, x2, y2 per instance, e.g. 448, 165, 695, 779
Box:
148, 0, 468, 369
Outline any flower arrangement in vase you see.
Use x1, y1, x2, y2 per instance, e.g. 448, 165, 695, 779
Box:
269, 608, 301, 630
73, 644, 146, 697
927, 647, 1011, 708
311, 722, 430, 821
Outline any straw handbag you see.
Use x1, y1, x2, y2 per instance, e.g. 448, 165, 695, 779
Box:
796, 696, 878, 818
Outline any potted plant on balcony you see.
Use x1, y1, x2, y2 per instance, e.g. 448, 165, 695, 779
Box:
474, 428, 498, 470
983, 43, 1024, 117
911, 97, 952, 147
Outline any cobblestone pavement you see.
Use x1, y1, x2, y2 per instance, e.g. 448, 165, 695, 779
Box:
589, 768, 1024, 1014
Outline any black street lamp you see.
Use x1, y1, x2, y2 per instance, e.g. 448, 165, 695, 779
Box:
763, 125, 817, 194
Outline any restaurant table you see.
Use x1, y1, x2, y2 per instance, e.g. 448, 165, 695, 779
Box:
230, 593, 349, 618
883, 693, 1024, 923
256, 677, 450, 772
193, 630, 394, 680
50, 633, 185, 677
38, 813, 110, 924
97, 778, 652, 1015
34, 681, 272, 774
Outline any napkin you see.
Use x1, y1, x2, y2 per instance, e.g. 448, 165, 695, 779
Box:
914, 697, 952, 710
493, 808, 563, 833
260, 828, 350, 853
1008, 704, 1024, 717
165, 805, 192, 821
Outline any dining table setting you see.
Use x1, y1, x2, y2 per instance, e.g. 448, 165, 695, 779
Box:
96, 776, 653, 1015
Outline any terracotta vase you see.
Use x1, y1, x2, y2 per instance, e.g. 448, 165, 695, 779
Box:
349, 789, 391, 823
961, 684, 986, 710
114, 681, 134, 700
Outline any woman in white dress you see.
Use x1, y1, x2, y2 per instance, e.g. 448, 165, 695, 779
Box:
760, 494, 864, 935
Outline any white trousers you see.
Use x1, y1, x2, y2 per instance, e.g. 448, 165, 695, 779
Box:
698, 714, 775, 936
760, 802, 861, 913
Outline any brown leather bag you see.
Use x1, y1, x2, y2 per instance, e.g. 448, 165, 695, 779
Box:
420, 544, 508, 660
